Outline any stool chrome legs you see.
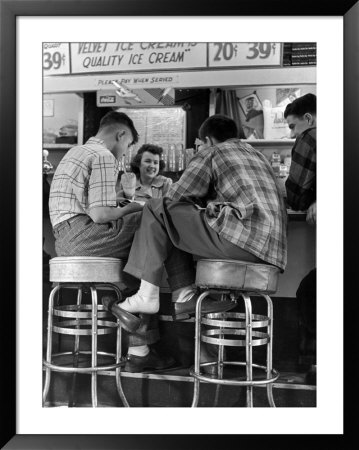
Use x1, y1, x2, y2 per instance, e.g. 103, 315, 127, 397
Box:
191, 290, 279, 408
111, 284, 130, 408
42, 284, 61, 405
191, 291, 209, 407
43, 282, 129, 407
68, 288, 83, 407
90, 286, 98, 407
242, 293, 254, 407
262, 294, 276, 407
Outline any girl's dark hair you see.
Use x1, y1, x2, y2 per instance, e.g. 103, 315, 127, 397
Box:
130, 144, 165, 175
199, 114, 238, 143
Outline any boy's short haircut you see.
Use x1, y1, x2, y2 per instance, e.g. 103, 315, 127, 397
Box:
99, 111, 139, 144
199, 114, 238, 143
284, 93, 316, 119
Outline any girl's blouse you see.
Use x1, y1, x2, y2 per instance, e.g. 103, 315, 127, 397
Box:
117, 174, 173, 203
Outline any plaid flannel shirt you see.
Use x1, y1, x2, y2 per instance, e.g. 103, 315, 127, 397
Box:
285, 127, 316, 211
167, 138, 287, 270
49, 137, 119, 227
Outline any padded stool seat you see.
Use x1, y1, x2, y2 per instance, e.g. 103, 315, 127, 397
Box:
195, 259, 280, 293
50, 256, 124, 283
43, 256, 129, 408
191, 259, 281, 408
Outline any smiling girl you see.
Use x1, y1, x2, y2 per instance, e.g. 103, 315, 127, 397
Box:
118, 144, 172, 203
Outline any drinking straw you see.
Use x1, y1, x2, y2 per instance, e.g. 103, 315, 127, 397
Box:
122, 154, 127, 173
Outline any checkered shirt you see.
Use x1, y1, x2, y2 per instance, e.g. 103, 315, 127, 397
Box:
49, 137, 119, 227
285, 127, 316, 211
167, 138, 287, 270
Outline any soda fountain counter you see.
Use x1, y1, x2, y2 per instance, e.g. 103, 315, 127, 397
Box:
43, 42, 317, 299
41, 43, 319, 408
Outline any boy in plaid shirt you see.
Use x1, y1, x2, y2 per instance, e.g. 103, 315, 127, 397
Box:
284, 93, 317, 382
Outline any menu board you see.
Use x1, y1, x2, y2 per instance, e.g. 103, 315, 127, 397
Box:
117, 107, 186, 169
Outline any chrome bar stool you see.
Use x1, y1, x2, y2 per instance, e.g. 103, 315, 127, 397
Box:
43, 256, 129, 407
191, 259, 281, 408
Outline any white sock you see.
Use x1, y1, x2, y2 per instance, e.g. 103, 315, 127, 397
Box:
120, 279, 160, 314
172, 284, 196, 303
128, 345, 150, 357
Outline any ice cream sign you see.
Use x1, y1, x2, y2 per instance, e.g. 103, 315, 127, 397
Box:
43, 42, 282, 76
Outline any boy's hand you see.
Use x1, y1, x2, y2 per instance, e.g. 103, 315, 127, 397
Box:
206, 202, 220, 218
306, 202, 316, 225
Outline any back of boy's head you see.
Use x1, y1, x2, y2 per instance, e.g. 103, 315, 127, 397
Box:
99, 111, 139, 143
199, 114, 238, 143
284, 93, 316, 119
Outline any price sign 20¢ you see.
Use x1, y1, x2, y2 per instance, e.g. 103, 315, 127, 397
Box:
209, 42, 282, 67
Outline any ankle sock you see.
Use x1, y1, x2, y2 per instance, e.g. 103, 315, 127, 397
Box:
171, 284, 196, 303
128, 345, 150, 357
120, 279, 159, 314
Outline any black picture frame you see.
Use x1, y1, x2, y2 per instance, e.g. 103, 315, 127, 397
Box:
1, 1, 358, 448
238, 91, 263, 116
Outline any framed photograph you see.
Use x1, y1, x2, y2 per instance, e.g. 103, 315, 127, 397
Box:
1, 1, 358, 449
238, 91, 263, 118
238, 91, 264, 139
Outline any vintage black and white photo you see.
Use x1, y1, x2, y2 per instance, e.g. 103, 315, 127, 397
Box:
42, 41, 317, 409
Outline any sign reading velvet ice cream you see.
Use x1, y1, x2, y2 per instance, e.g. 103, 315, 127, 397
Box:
43, 42, 283, 77
70, 42, 207, 74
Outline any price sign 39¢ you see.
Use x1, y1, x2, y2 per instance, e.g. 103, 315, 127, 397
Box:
209, 43, 282, 67
43, 43, 71, 75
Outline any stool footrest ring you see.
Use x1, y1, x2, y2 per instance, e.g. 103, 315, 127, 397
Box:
190, 361, 279, 386
202, 328, 269, 347
53, 304, 112, 319
51, 319, 119, 335
203, 311, 270, 328
43, 351, 126, 373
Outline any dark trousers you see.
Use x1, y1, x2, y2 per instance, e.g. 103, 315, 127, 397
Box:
296, 268, 316, 365
124, 198, 264, 290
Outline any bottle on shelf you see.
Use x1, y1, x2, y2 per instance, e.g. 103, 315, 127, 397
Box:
270, 151, 281, 176
162, 143, 169, 170
176, 143, 184, 171
168, 143, 176, 172
279, 164, 289, 178
284, 155, 292, 168
123, 147, 133, 172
